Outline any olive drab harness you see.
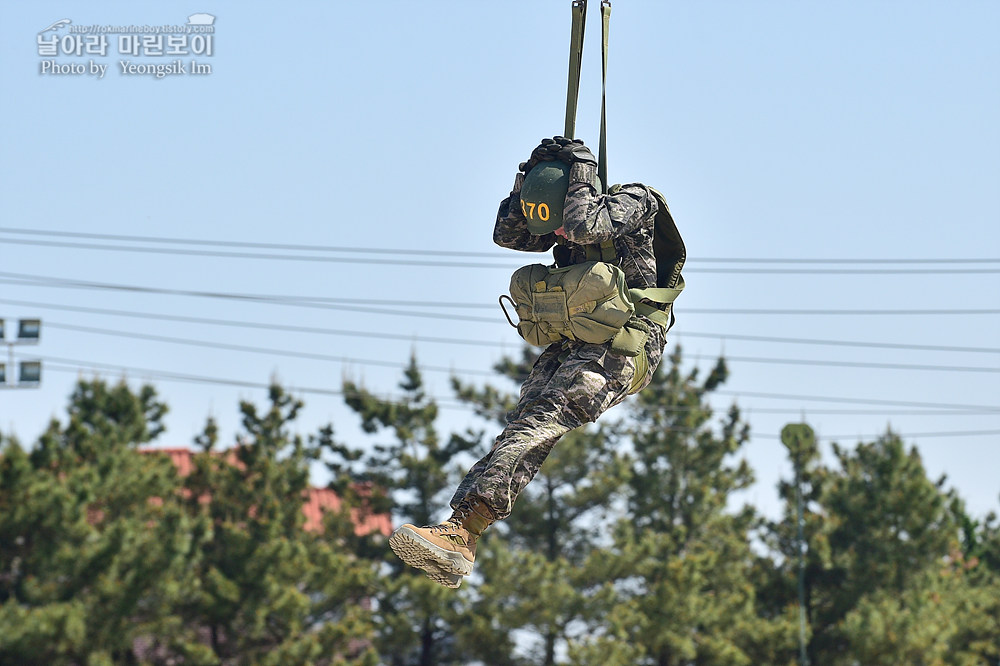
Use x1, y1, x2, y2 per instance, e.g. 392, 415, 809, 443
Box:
499, 0, 686, 394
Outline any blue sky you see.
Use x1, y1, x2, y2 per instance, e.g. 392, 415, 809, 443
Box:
1, 1, 998, 520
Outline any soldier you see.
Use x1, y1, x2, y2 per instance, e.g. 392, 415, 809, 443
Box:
389, 136, 680, 588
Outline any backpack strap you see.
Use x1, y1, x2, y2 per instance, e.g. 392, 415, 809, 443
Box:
552, 184, 687, 331
583, 239, 617, 263
648, 187, 686, 290
630, 279, 684, 329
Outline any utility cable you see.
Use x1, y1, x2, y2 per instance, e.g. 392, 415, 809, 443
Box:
38, 358, 1000, 422
3, 235, 1000, 274
41, 320, 1000, 376
3, 273, 998, 316
0, 297, 508, 349
752, 428, 1000, 442
6, 296, 998, 354
712, 389, 1000, 413
42, 322, 497, 378
2, 226, 998, 265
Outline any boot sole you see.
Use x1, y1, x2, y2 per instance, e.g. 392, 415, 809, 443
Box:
388, 526, 474, 588
423, 568, 464, 589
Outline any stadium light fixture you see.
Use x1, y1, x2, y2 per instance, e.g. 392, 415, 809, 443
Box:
1, 318, 42, 388
17, 319, 41, 342
19, 361, 42, 385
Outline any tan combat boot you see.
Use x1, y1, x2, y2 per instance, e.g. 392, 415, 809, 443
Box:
389, 498, 495, 589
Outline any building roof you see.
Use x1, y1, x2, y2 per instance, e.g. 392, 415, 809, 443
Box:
142, 447, 392, 537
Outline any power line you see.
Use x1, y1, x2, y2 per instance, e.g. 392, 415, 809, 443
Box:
43, 322, 498, 379
0, 237, 517, 270
0, 226, 508, 258
692, 268, 1000, 274
3, 227, 998, 265
713, 389, 1000, 414
39, 360, 477, 408
683, 307, 1000, 316
4, 234, 1000, 273
7, 296, 999, 355
753, 428, 1000, 442
676, 330, 1000, 355
3, 273, 999, 317
42, 320, 1000, 376
0, 273, 500, 322
39, 359, 1000, 426
714, 354, 1000, 374
0, 297, 508, 348
694, 258, 1000, 265
739, 407, 991, 416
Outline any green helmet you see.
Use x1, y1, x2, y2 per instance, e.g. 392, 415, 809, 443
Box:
520, 161, 570, 234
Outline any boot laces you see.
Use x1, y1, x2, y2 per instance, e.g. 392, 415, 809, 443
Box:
426, 520, 462, 535
421, 519, 469, 548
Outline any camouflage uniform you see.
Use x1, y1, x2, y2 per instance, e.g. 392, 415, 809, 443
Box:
451, 159, 670, 520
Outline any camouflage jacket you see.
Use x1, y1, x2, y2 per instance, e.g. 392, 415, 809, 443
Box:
493, 161, 659, 292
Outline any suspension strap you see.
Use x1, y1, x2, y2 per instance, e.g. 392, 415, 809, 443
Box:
564, 1, 588, 138
598, 1, 611, 189
584, 239, 617, 263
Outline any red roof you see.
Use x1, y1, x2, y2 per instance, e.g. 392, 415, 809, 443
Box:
142, 447, 391, 537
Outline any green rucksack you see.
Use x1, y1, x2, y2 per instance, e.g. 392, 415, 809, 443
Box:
582, 185, 686, 332
504, 259, 636, 349
501, 184, 686, 348
644, 186, 686, 319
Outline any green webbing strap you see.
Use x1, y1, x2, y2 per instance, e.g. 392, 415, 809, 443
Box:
584, 239, 617, 263
635, 304, 672, 329
598, 1, 611, 189
581, 2, 614, 265
629, 285, 684, 306
564, 0, 588, 139
630, 279, 685, 330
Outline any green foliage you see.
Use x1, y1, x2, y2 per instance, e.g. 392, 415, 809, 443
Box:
762, 425, 1000, 665
342, 354, 481, 528
336, 354, 484, 665
472, 425, 626, 666
174, 384, 378, 664
0, 379, 378, 665
451, 346, 799, 665
839, 559, 1000, 665
585, 348, 798, 666
451, 347, 637, 666
825, 432, 958, 597
0, 379, 198, 664
3, 354, 999, 665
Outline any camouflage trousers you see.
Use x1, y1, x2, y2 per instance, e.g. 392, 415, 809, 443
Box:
451, 317, 667, 520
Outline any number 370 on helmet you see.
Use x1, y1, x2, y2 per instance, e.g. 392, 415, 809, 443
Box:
520, 161, 571, 235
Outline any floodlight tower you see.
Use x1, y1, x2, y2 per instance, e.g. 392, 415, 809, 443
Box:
0, 318, 42, 389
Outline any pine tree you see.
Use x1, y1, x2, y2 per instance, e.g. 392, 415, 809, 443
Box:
955, 508, 1000, 665
835, 465, 1000, 665
838, 559, 1000, 665
335, 354, 484, 666
762, 427, 993, 664
756, 423, 829, 665
575, 348, 798, 665
172, 383, 378, 665
449, 346, 635, 666
0, 379, 206, 665
821, 431, 961, 660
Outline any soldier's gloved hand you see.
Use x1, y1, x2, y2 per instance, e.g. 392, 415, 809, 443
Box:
552, 136, 597, 166
521, 137, 560, 174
